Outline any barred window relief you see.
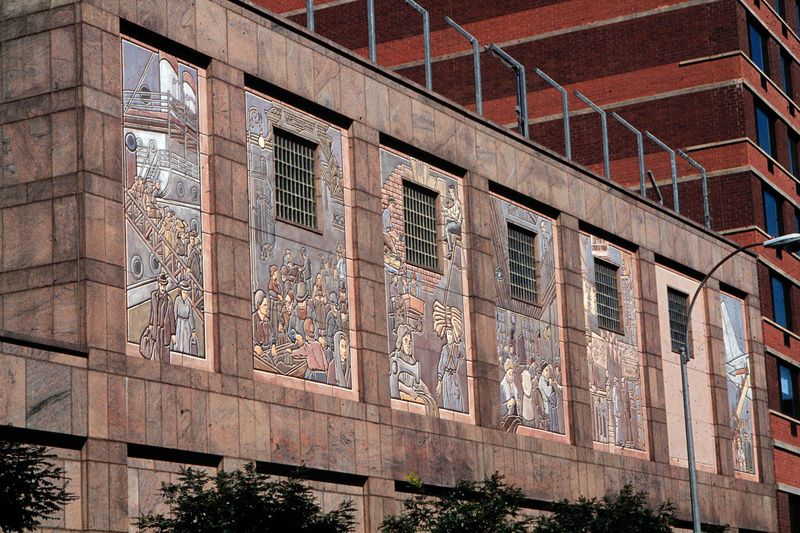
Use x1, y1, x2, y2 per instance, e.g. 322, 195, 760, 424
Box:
507, 223, 537, 304
667, 288, 689, 353
594, 259, 622, 332
274, 130, 317, 230
403, 182, 438, 271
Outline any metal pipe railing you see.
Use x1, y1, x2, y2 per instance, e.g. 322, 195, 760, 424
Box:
366, 0, 376, 62
677, 149, 712, 229
403, 0, 432, 90
306, 0, 314, 31
646, 170, 665, 205
444, 17, 482, 116
574, 90, 610, 179
487, 44, 528, 138
533, 68, 571, 160
611, 112, 646, 196
645, 130, 679, 213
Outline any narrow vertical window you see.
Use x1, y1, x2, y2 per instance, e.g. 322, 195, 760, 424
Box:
797, 1, 800, 33
507, 223, 537, 303
763, 186, 783, 237
667, 288, 689, 353
790, 492, 800, 532
402, 182, 438, 271
790, 133, 799, 177
274, 130, 318, 230
594, 259, 622, 332
779, 363, 799, 417
781, 50, 793, 96
748, 19, 770, 75
777, 0, 787, 19
755, 101, 776, 157
771, 272, 792, 329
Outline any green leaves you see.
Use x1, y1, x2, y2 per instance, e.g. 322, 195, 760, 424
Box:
381, 473, 533, 533
381, 476, 681, 533
135, 462, 356, 533
0, 440, 76, 532
532, 484, 677, 533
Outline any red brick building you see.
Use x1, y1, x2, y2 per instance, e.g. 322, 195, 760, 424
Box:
261, 0, 800, 530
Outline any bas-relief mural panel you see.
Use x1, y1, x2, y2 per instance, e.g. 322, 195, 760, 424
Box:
580, 234, 646, 452
721, 293, 756, 475
123, 39, 207, 363
381, 148, 471, 416
492, 197, 566, 435
246, 92, 353, 390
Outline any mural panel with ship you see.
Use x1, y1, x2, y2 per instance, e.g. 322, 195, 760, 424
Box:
122, 39, 206, 362
721, 293, 755, 474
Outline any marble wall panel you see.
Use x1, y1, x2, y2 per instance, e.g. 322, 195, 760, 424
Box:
122, 39, 208, 364
491, 195, 566, 436
721, 293, 756, 475
580, 234, 646, 452
380, 148, 471, 417
246, 92, 353, 390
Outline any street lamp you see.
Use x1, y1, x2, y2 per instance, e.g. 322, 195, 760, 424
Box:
680, 232, 800, 533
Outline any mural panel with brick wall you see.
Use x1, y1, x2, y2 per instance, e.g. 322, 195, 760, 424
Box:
580, 234, 646, 452
381, 148, 471, 417
246, 92, 353, 389
122, 39, 208, 364
491, 195, 566, 436
721, 293, 756, 475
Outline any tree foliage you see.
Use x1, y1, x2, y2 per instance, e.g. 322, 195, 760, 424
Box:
0, 440, 76, 532
381, 472, 533, 533
136, 462, 356, 533
532, 484, 676, 533
381, 474, 680, 533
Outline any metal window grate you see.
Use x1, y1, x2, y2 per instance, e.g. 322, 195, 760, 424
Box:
403, 182, 438, 271
668, 288, 689, 353
594, 259, 622, 332
274, 130, 317, 229
508, 223, 537, 303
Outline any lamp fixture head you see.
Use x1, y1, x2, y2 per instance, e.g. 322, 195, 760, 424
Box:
763, 233, 800, 253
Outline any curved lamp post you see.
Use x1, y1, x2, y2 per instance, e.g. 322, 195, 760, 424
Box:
681, 232, 800, 533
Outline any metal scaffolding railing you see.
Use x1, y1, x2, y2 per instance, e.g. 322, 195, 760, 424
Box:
296, 2, 712, 229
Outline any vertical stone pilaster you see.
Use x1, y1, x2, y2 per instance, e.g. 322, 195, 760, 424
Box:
637, 249, 670, 465
83, 438, 128, 532
463, 174, 496, 429
348, 122, 389, 407
556, 213, 593, 449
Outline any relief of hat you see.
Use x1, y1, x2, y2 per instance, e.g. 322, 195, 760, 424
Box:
157, 273, 169, 285
295, 282, 308, 302
178, 279, 191, 291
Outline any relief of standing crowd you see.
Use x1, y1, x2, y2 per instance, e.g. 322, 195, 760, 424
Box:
252, 245, 352, 389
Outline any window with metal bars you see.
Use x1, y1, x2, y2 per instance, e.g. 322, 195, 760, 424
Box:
594, 259, 622, 332
274, 130, 317, 230
507, 223, 537, 304
403, 182, 438, 271
667, 287, 689, 353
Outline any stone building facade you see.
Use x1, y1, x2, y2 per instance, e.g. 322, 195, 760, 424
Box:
0, 0, 780, 530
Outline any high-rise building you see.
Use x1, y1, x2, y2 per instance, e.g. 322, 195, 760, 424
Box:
0, 0, 785, 530
265, 1, 800, 529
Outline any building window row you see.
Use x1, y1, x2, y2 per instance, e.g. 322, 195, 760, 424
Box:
747, 14, 799, 100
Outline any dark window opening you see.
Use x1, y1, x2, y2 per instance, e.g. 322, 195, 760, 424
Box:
668, 288, 690, 354
507, 223, 538, 304
594, 259, 622, 333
